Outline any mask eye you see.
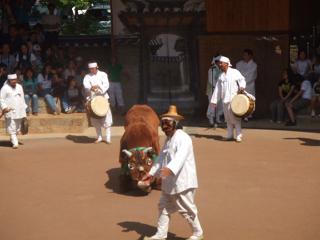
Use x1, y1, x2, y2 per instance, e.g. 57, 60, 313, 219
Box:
146, 159, 153, 166
128, 163, 135, 170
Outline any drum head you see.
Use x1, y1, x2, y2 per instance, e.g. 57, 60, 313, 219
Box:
231, 94, 250, 116
91, 96, 109, 117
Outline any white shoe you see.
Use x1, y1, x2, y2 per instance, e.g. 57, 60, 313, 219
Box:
236, 136, 242, 142
143, 235, 166, 240
186, 235, 204, 240
12, 144, 19, 149
94, 138, 102, 144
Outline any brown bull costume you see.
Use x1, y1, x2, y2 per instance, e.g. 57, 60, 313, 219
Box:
119, 105, 161, 193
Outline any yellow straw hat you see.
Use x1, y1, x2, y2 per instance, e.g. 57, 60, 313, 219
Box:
160, 105, 184, 121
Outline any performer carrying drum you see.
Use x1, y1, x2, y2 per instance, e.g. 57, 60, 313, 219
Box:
83, 62, 113, 144
210, 56, 246, 142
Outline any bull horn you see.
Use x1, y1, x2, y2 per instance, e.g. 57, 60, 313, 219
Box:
143, 147, 153, 153
122, 149, 133, 157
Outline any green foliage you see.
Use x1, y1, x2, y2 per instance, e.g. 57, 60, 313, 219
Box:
40, 0, 109, 9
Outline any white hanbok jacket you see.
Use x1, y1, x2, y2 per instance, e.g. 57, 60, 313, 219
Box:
211, 67, 246, 104
83, 70, 110, 100
236, 59, 257, 96
150, 129, 198, 195
0, 82, 27, 119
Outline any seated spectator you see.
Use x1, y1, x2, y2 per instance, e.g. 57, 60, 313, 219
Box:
51, 71, 68, 113
0, 63, 8, 89
43, 46, 59, 67
0, 43, 16, 73
285, 77, 312, 126
41, 3, 61, 47
270, 69, 295, 123
291, 50, 312, 78
16, 43, 36, 73
30, 24, 45, 45
310, 76, 320, 117
312, 55, 320, 76
63, 60, 77, 80
14, 67, 23, 84
4, 25, 23, 54
65, 76, 84, 113
32, 44, 43, 74
37, 64, 58, 115
23, 68, 38, 115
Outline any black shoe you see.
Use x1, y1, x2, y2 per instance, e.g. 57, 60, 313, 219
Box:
285, 121, 296, 126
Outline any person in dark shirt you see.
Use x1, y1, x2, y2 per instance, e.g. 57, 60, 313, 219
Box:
270, 69, 295, 123
0, 63, 8, 89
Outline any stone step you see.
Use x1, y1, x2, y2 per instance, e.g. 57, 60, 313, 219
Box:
27, 97, 62, 114
0, 113, 88, 134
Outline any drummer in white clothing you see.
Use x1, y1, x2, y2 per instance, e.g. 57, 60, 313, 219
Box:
83, 62, 113, 144
211, 56, 246, 142
0, 74, 27, 149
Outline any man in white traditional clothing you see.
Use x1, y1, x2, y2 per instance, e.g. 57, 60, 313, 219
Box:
142, 105, 204, 240
236, 49, 257, 121
83, 62, 113, 144
206, 55, 223, 127
0, 74, 27, 149
211, 56, 246, 142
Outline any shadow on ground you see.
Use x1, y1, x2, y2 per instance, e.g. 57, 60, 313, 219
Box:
104, 168, 150, 197
284, 137, 320, 146
65, 135, 96, 144
0, 140, 12, 148
118, 221, 185, 240
190, 133, 225, 141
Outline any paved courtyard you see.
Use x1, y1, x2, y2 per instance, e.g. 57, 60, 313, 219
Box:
0, 128, 319, 240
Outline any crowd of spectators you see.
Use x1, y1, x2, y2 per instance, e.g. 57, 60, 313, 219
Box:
270, 50, 320, 126
0, 1, 86, 115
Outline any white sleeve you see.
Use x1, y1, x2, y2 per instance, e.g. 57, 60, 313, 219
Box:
166, 135, 191, 176
0, 86, 8, 109
37, 74, 44, 84
30, 53, 37, 62
210, 80, 221, 104
237, 71, 246, 89
99, 72, 109, 94
149, 149, 165, 176
82, 75, 91, 91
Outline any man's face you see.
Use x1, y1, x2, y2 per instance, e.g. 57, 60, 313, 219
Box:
243, 52, 251, 62
8, 79, 17, 88
218, 61, 229, 72
161, 118, 176, 136
89, 67, 98, 75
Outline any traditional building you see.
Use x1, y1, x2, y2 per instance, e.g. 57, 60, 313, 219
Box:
114, 0, 319, 116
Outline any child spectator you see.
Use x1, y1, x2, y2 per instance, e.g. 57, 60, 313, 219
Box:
37, 64, 58, 115
285, 76, 312, 126
16, 43, 36, 73
310, 76, 320, 117
65, 76, 84, 113
23, 68, 38, 115
270, 69, 295, 123
0, 43, 16, 73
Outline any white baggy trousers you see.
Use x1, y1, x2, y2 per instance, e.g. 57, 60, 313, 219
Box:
223, 102, 242, 139
6, 118, 22, 146
154, 189, 203, 238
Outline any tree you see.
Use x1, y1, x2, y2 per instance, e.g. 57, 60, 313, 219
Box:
40, 0, 109, 9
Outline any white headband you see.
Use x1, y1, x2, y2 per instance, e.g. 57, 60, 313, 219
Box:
8, 74, 17, 80
88, 62, 98, 68
218, 56, 232, 66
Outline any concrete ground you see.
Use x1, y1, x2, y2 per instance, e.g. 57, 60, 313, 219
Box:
0, 127, 319, 240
